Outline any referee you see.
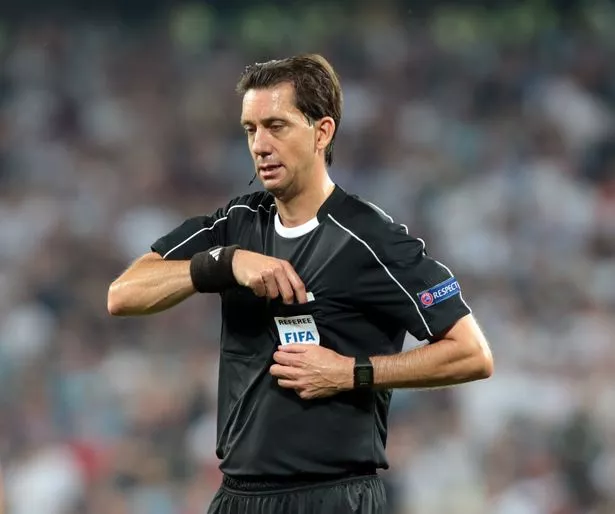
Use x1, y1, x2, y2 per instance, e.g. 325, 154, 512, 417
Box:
108, 54, 493, 514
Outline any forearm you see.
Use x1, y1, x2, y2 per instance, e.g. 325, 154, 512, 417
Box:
108, 256, 195, 316
370, 337, 491, 389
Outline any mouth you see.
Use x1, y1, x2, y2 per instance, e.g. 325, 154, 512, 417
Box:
258, 164, 284, 179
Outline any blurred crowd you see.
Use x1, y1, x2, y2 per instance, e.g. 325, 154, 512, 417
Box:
0, 1, 614, 513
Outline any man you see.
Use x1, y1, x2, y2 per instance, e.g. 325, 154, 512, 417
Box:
108, 54, 493, 514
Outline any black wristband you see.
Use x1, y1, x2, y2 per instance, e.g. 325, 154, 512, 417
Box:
190, 245, 240, 293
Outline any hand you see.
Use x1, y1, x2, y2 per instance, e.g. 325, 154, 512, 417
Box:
270, 344, 354, 399
232, 250, 308, 304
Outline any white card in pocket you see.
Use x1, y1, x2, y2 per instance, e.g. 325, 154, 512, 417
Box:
274, 314, 320, 346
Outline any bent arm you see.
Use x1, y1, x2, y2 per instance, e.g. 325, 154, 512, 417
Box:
370, 314, 493, 389
107, 252, 195, 316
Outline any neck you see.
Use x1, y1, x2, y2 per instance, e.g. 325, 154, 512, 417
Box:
276, 174, 335, 228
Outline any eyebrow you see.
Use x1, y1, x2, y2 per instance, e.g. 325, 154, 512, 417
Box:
240, 116, 288, 126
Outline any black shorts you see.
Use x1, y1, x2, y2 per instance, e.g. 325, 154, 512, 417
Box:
207, 473, 387, 514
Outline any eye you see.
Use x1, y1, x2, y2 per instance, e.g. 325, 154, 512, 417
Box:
244, 126, 256, 135
270, 123, 284, 132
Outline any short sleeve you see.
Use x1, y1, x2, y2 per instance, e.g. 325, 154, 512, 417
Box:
354, 223, 471, 342
150, 206, 228, 260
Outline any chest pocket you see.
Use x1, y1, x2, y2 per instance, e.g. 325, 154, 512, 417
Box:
271, 299, 323, 347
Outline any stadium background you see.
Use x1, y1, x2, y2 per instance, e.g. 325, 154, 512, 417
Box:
0, 0, 614, 512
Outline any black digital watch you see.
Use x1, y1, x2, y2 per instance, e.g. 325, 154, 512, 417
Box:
353, 356, 374, 389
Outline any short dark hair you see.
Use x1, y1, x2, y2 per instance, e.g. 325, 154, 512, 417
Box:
236, 54, 343, 166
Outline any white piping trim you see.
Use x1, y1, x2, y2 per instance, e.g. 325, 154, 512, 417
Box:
328, 214, 433, 338
366, 201, 409, 234
162, 203, 275, 259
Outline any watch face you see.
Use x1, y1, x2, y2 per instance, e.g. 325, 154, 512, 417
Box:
357, 368, 371, 382
354, 358, 373, 388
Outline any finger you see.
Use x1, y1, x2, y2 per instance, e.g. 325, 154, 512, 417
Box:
269, 364, 299, 378
250, 276, 267, 297
273, 350, 304, 366
298, 390, 313, 400
261, 269, 280, 300
278, 344, 309, 354
277, 379, 298, 389
273, 267, 295, 305
281, 261, 308, 304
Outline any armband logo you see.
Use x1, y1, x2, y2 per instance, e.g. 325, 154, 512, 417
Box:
418, 277, 460, 308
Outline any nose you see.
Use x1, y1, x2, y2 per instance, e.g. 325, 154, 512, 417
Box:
251, 127, 273, 158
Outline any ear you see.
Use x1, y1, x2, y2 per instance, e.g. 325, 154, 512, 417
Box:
315, 117, 336, 153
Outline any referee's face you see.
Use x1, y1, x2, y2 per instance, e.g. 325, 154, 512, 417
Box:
241, 83, 321, 198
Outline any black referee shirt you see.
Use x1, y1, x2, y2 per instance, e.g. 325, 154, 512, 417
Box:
151, 185, 471, 477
